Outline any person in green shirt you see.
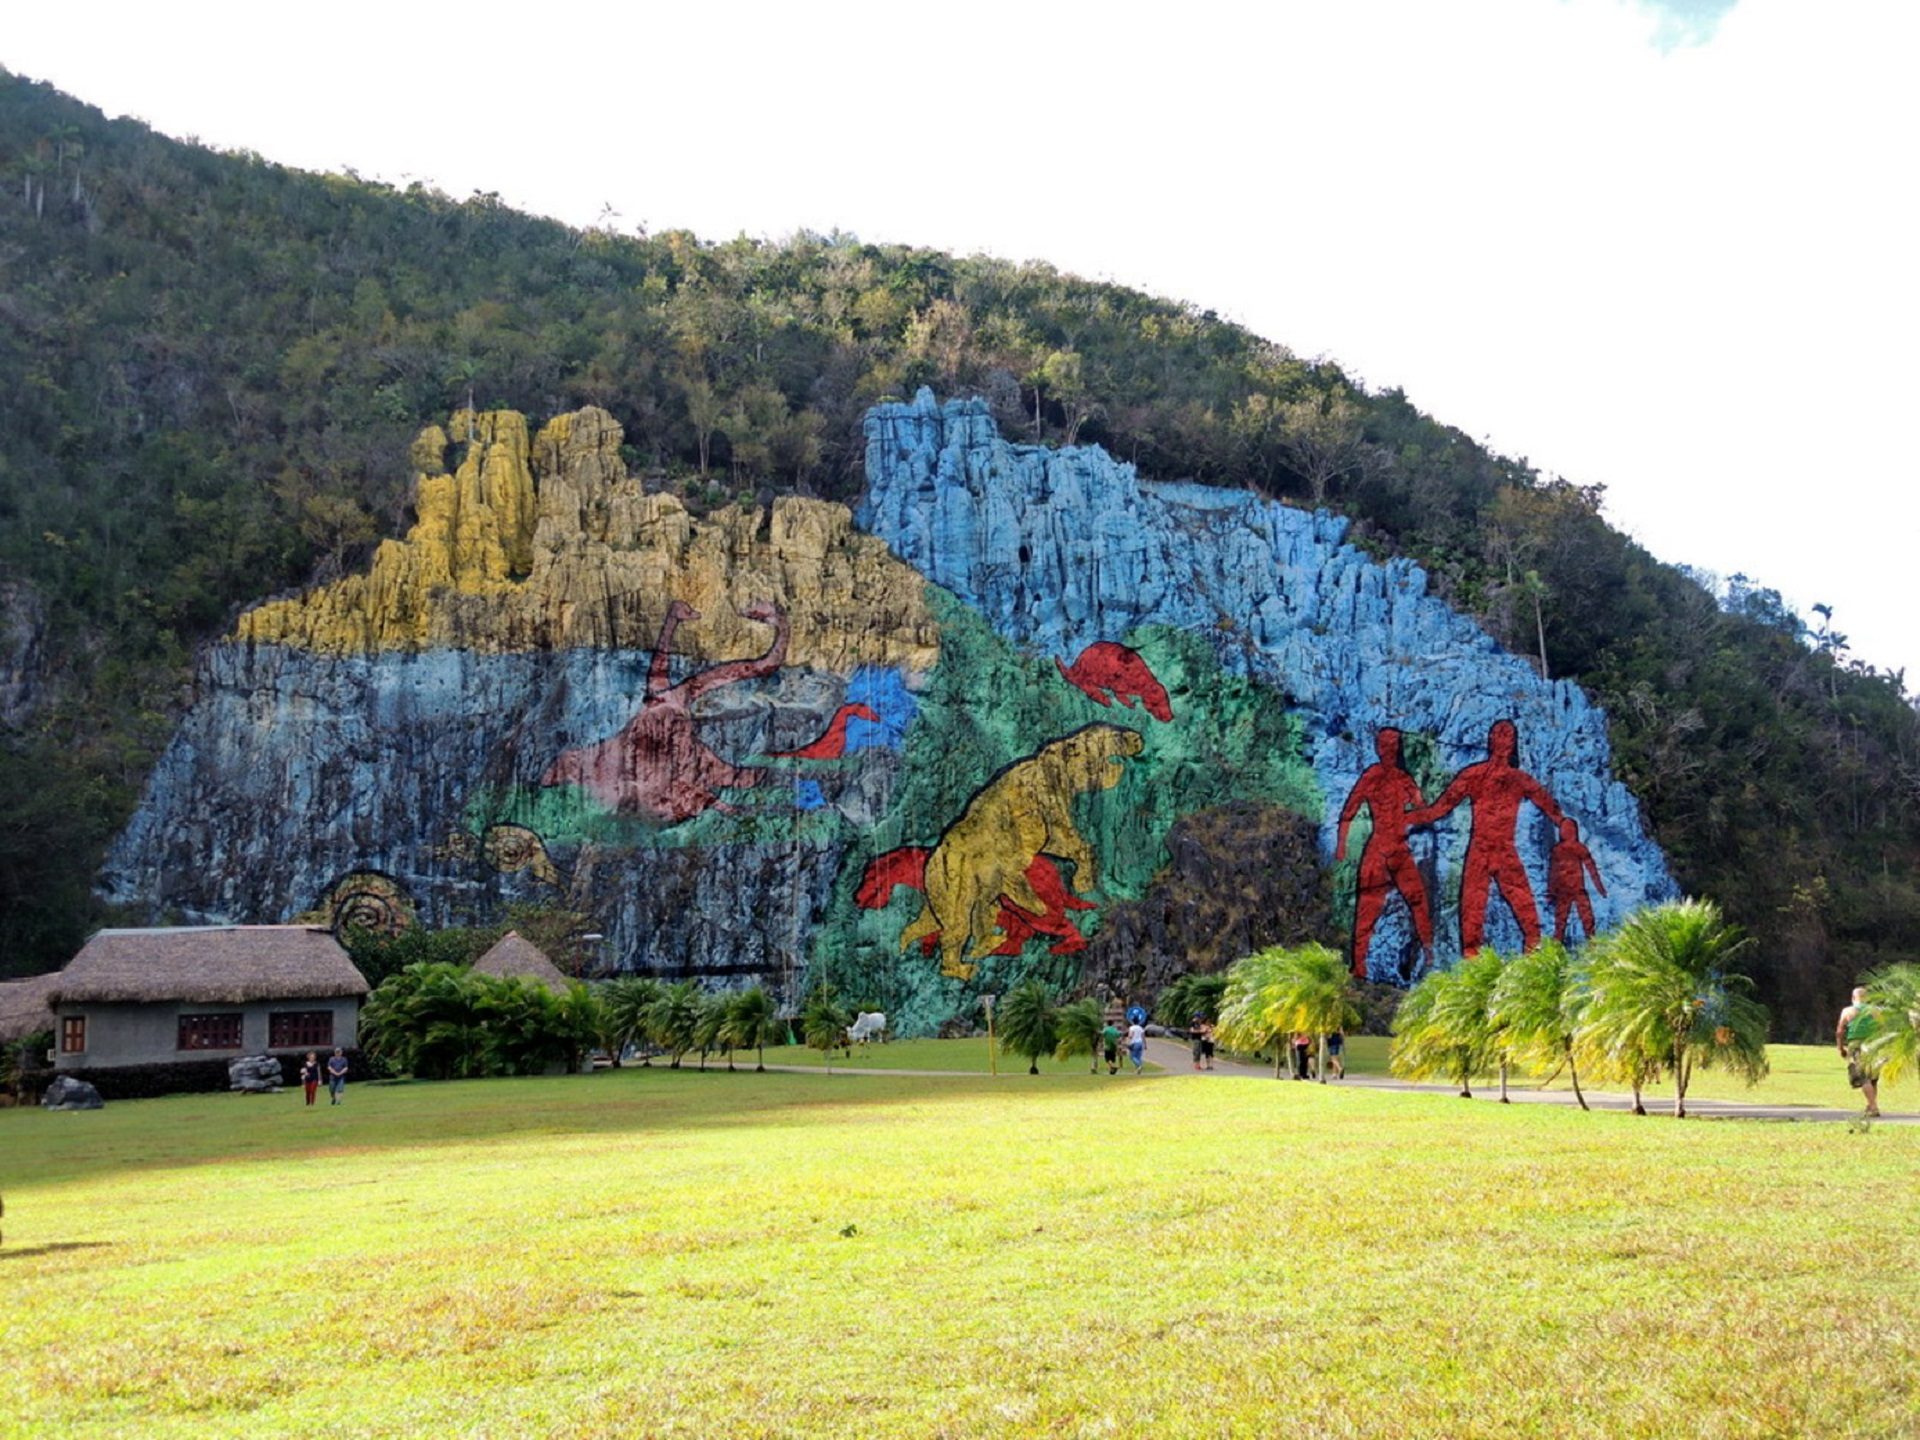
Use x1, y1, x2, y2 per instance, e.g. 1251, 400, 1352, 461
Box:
1836, 987, 1882, 1118
1100, 1022, 1121, 1076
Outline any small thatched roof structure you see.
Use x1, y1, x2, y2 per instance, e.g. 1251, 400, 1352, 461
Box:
471, 931, 571, 993
0, 972, 58, 1042
48, 926, 370, 1006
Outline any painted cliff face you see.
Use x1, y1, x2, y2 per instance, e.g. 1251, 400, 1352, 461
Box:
102, 394, 1672, 1030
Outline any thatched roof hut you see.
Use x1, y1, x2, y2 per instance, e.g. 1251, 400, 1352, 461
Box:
48, 926, 370, 1006
471, 931, 571, 993
0, 973, 58, 1043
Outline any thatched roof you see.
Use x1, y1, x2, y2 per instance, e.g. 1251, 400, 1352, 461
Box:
48, 926, 370, 1006
0, 973, 58, 1042
472, 931, 571, 993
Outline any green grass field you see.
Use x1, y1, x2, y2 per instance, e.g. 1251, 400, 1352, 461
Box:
3, 1061, 1915, 1438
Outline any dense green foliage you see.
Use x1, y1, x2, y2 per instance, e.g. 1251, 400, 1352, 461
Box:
359, 962, 596, 1079
1, 72, 1915, 1032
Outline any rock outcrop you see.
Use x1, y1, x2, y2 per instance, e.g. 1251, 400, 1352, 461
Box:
227, 1055, 284, 1093
41, 1076, 104, 1111
235, 407, 938, 672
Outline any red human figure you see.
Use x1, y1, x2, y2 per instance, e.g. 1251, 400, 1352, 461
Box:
1411, 719, 1565, 954
541, 600, 789, 823
1547, 817, 1607, 943
1335, 727, 1435, 979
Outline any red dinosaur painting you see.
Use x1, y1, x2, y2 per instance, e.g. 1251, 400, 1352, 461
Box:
1054, 642, 1173, 722
855, 846, 1092, 957
541, 599, 789, 824
768, 703, 882, 760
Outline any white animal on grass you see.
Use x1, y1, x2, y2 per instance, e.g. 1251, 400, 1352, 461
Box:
847, 1011, 887, 1045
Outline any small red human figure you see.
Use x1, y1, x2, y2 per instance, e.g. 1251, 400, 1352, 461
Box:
768, 703, 881, 760
1054, 643, 1174, 722
1410, 719, 1565, 954
1547, 817, 1607, 944
1335, 727, 1435, 980
542, 599, 789, 823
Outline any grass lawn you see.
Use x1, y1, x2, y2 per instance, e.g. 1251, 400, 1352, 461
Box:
760, 1037, 1162, 1075
3, 1066, 1916, 1438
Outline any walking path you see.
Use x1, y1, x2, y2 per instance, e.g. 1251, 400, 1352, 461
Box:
760, 1052, 1904, 1128
1139, 1037, 1915, 1123
759, 1042, 1910, 1123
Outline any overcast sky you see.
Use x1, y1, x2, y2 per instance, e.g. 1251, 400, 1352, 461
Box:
8, 0, 1915, 684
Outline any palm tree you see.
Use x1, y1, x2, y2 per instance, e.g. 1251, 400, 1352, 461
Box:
646, 980, 704, 1069
1054, 996, 1105, 1074
801, 988, 851, 1073
1153, 973, 1228, 1029
997, 979, 1061, 1075
599, 976, 662, 1066
1273, 943, 1360, 1084
1215, 947, 1294, 1078
1489, 940, 1590, 1110
1575, 900, 1768, 1118
1860, 963, 1920, 1086
1390, 951, 1506, 1098
1215, 944, 1359, 1080
692, 991, 729, 1071
723, 986, 784, 1072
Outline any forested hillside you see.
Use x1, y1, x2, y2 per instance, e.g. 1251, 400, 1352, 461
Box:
2, 70, 1914, 1034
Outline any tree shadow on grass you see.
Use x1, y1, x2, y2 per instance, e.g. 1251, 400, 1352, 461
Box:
5, 1069, 1111, 1190
0, 1241, 114, 1260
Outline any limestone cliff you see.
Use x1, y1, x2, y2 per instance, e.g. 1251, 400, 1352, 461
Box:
236, 406, 938, 672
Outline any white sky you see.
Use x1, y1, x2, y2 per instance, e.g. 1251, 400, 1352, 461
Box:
8, 0, 1916, 685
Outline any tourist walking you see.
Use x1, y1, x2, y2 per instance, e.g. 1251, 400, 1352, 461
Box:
1291, 1032, 1313, 1081
1101, 1021, 1121, 1076
1190, 1016, 1207, 1071
326, 1047, 349, 1105
1326, 1030, 1345, 1081
1836, 987, 1882, 1118
1125, 1019, 1146, 1076
299, 1051, 321, 1107
1199, 1018, 1216, 1072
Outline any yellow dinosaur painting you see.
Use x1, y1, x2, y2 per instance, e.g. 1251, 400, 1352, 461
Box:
899, 724, 1145, 980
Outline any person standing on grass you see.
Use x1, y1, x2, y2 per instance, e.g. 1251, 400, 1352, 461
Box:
1837, 987, 1883, 1118
299, 1051, 321, 1107
1102, 1020, 1121, 1076
1125, 1019, 1146, 1075
1326, 1030, 1346, 1081
326, 1047, 349, 1105
1292, 1031, 1313, 1081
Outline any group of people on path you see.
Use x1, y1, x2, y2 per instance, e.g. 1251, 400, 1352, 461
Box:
298, 1048, 350, 1107
1099, 1020, 1149, 1076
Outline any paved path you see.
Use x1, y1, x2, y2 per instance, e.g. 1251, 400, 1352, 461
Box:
752, 1043, 1909, 1123
1140, 1037, 1915, 1123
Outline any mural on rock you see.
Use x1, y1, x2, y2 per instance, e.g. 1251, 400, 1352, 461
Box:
101, 390, 1673, 1028
858, 389, 1676, 987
